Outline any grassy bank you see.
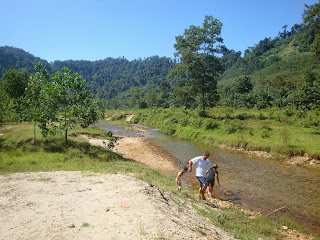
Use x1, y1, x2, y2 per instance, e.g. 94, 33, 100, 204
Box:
121, 107, 320, 165
0, 123, 315, 239
0, 123, 173, 190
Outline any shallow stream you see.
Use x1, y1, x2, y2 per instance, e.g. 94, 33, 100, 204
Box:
146, 128, 320, 234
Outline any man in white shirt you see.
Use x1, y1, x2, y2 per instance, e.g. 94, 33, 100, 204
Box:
188, 151, 214, 200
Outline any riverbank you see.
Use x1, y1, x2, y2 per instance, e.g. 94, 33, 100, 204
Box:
107, 108, 320, 168
218, 143, 320, 167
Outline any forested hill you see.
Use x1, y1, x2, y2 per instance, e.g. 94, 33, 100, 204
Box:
0, 46, 52, 76
218, 23, 319, 89
0, 46, 177, 108
216, 21, 320, 109
51, 56, 176, 105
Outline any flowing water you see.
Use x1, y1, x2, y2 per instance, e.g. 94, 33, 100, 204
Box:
146, 128, 320, 234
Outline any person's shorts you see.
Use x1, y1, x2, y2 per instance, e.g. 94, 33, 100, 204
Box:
196, 177, 208, 188
208, 180, 215, 187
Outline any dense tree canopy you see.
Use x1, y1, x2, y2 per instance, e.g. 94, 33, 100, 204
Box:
303, 1, 320, 33
2, 68, 28, 99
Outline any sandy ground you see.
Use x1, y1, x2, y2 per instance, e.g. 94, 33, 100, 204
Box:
0, 171, 234, 240
114, 137, 177, 172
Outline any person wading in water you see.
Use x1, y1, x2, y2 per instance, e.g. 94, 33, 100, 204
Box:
188, 151, 214, 200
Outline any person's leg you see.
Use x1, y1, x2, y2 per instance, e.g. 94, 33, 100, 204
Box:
201, 186, 207, 200
177, 181, 181, 191
207, 182, 212, 196
198, 187, 202, 200
208, 186, 213, 197
197, 177, 208, 200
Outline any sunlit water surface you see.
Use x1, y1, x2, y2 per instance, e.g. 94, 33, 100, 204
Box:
146, 128, 320, 234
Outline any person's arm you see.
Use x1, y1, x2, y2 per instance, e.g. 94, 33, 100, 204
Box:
208, 161, 214, 172
216, 173, 221, 186
188, 160, 193, 172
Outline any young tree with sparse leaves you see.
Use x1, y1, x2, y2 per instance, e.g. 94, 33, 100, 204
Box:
22, 62, 49, 143
48, 67, 98, 144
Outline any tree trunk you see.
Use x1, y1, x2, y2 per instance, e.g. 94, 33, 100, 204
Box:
65, 129, 68, 145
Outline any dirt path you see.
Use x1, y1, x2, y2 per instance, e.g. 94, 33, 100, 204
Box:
0, 171, 234, 240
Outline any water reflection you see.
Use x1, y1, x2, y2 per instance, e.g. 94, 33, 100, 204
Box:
147, 128, 320, 234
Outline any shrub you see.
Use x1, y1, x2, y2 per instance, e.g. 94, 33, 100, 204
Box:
296, 109, 307, 118
189, 117, 202, 128
261, 130, 270, 138
258, 113, 267, 120
161, 125, 176, 135
111, 114, 126, 120
262, 124, 272, 131
179, 117, 189, 127
235, 113, 254, 120
225, 120, 247, 134
285, 109, 293, 117
131, 113, 142, 124
201, 118, 219, 130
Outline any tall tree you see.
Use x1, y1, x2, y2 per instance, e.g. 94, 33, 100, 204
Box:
233, 76, 253, 93
303, 1, 320, 33
170, 15, 224, 111
303, 1, 320, 58
128, 87, 143, 109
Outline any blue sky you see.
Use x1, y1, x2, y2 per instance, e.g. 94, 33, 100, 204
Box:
0, 0, 318, 62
